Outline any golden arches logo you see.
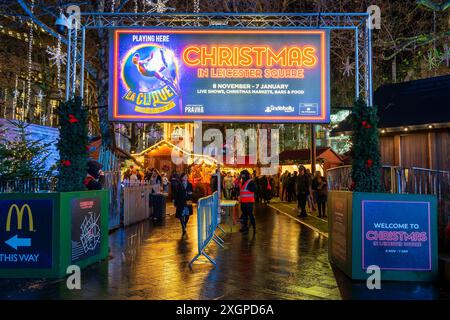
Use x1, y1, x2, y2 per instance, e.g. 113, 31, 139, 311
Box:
6, 204, 34, 232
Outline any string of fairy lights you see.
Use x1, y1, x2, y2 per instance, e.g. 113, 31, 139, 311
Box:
3, 0, 449, 132
2, 2, 70, 126
2, 88, 7, 119
3, 0, 175, 127
12, 75, 18, 119
25, 0, 35, 120
194, 0, 200, 13
4, 0, 181, 128
56, 35, 63, 97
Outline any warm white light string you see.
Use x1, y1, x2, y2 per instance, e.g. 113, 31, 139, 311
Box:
12, 75, 18, 120
3, 88, 7, 119
25, 0, 35, 119
21, 80, 26, 120
56, 35, 62, 97
146, 0, 174, 13
194, 0, 200, 13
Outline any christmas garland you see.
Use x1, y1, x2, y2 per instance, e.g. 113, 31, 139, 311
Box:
350, 98, 382, 192
56, 97, 89, 192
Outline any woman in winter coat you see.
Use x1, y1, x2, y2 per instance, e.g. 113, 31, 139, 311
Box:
174, 172, 194, 235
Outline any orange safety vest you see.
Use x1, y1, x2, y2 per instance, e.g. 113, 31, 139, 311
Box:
239, 179, 255, 203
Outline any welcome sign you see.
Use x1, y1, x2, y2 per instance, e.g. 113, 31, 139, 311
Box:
362, 200, 432, 271
109, 29, 330, 123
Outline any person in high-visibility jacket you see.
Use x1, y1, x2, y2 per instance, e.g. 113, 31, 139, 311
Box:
238, 170, 257, 233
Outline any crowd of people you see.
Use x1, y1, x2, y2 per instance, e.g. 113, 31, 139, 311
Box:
122, 167, 195, 236
279, 167, 328, 218
120, 165, 328, 236
122, 166, 170, 193
211, 170, 276, 204
209, 167, 328, 218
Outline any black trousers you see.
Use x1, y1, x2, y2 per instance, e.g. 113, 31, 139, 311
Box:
179, 215, 190, 230
281, 186, 287, 201
240, 202, 256, 228
287, 190, 294, 202
297, 193, 308, 216
317, 201, 327, 217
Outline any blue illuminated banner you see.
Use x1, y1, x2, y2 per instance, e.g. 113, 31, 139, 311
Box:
109, 29, 330, 123
362, 200, 432, 271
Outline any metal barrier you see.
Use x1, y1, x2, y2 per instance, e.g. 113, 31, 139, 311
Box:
327, 165, 403, 193
189, 191, 224, 267
0, 172, 123, 231
327, 165, 450, 253
0, 177, 57, 193
103, 171, 121, 230
327, 165, 352, 191
123, 184, 152, 227
403, 167, 450, 251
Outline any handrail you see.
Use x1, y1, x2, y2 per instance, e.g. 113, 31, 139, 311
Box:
326, 164, 403, 173
410, 167, 450, 174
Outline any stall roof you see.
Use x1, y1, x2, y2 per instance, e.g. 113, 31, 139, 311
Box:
331, 75, 450, 135
88, 136, 131, 161
279, 147, 343, 163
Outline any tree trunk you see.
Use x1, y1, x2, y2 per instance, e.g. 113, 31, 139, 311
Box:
391, 56, 397, 83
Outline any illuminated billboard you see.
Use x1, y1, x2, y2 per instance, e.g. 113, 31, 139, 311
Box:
109, 29, 330, 123
362, 200, 432, 271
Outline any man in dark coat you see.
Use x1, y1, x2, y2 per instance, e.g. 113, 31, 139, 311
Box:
296, 165, 311, 218
170, 170, 179, 201
210, 169, 219, 193
174, 172, 193, 235
287, 171, 297, 202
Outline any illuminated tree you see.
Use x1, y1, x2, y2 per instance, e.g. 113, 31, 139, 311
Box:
0, 120, 52, 181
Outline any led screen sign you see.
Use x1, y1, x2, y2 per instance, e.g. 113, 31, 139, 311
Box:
109, 29, 330, 123
362, 200, 432, 271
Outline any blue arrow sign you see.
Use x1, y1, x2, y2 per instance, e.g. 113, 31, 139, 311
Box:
5, 235, 31, 250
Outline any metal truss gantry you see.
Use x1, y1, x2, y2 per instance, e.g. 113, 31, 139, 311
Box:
65, 12, 373, 106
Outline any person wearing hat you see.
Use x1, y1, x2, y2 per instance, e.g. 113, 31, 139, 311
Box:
83, 160, 105, 190
237, 170, 257, 233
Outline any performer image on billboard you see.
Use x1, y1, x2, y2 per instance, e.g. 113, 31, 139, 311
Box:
131, 48, 180, 95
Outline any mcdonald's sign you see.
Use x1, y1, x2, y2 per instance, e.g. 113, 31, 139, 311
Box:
6, 204, 34, 232
0, 199, 53, 269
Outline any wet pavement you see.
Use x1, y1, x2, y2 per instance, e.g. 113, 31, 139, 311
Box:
0, 203, 449, 300
268, 200, 329, 237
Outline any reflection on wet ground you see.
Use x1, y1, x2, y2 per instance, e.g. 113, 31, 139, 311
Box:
0, 204, 448, 300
